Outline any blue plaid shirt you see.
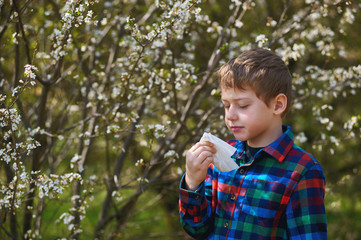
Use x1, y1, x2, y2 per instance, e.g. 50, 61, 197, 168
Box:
179, 125, 327, 239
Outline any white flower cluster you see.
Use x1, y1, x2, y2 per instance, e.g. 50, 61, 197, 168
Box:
56, 175, 98, 232
294, 132, 308, 144
12, 32, 18, 44
23, 229, 41, 240
1, 125, 41, 166
84, 9, 93, 24
231, 0, 243, 7
137, 177, 149, 183
111, 86, 123, 99
235, 19, 244, 29
163, 0, 202, 38
0, 108, 21, 132
57, 193, 87, 234
36, 173, 82, 199
313, 104, 334, 131
301, 23, 334, 42
172, 63, 197, 90
143, 61, 197, 113
293, 62, 361, 154
276, 43, 305, 63
164, 150, 179, 163
112, 190, 123, 201
106, 1, 205, 132
255, 34, 268, 48
50, 0, 95, 60
25, 137, 42, 156
70, 154, 83, 172
106, 124, 123, 138
340, 7, 355, 26
135, 158, 144, 167
1, 170, 81, 210
1, 174, 24, 209
304, 65, 361, 99
58, 212, 75, 230
78, 131, 92, 146
315, 40, 335, 57
24, 64, 38, 80
269, 2, 357, 60
164, 149, 178, 158
0, 91, 54, 211
344, 116, 361, 138
138, 124, 167, 139
126, 0, 204, 48
207, 21, 223, 35
0, 129, 81, 211
266, 18, 277, 28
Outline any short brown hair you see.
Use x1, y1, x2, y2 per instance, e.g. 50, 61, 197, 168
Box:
218, 48, 292, 116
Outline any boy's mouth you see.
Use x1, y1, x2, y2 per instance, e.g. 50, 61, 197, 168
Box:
230, 126, 244, 131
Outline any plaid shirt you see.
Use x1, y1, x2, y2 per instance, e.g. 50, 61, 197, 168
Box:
179, 126, 327, 239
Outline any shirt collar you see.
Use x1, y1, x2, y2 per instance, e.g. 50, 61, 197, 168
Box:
230, 125, 294, 163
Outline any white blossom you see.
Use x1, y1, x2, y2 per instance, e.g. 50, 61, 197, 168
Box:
255, 34, 268, 48
295, 132, 308, 144
70, 154, 82, 170
235, 20, 244, 28
135, 158, 144, 167
12, 32, 18, 44
24, 64, 38, 79
137, 177, 149, 183
266, 19, 277, 27
343, 8, 355, 24
164, 150, 179, 159
231, 0, 242, 7
344, 116, 360, 131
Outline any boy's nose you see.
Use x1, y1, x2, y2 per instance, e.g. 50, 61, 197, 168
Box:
226, 107, 238, 121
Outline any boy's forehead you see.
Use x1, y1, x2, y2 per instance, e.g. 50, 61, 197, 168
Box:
221, 86, 255, 100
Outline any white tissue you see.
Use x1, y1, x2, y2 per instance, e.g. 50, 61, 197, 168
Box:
200, 132, 239, 172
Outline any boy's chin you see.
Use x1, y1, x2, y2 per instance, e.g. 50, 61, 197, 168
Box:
232, 134, 247, 142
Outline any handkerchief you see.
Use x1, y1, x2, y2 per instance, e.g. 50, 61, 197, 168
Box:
200, 132, 239, 172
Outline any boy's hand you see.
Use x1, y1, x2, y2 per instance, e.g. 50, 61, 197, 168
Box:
185, 141, 216, 191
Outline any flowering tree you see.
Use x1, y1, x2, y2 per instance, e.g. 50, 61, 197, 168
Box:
0, 0, 361, 239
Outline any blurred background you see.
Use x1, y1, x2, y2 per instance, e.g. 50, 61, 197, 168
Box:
0, 0, 360, 239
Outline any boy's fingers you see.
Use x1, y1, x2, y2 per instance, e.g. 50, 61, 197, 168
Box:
198, 151, 214, 162
192, 146, 216, 159
191, 141, 216, 153
202, 141, 217, 153
202, 156, 214, 167
190, 141, 214, 150
200, 140, 214, 146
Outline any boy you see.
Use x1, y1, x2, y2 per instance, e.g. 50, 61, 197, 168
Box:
179, 48, 327, 239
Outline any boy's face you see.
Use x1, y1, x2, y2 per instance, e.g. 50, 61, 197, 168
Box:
221, 86, 282, 147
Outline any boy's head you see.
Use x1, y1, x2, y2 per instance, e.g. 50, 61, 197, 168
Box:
218, 48, 292, 117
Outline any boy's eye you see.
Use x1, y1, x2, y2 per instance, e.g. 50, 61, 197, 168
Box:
239, 105, 249, 109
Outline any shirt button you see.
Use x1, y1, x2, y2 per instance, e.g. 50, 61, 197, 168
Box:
224, 221, 229, 228
239, 169, 245, 174
230, 195, 236, 201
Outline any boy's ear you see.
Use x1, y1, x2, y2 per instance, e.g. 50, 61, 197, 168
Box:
273, 93, 287, 116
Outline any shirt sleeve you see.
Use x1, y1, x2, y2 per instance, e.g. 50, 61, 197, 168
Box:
286, 163, 328, 239
179, 170, 214, 239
